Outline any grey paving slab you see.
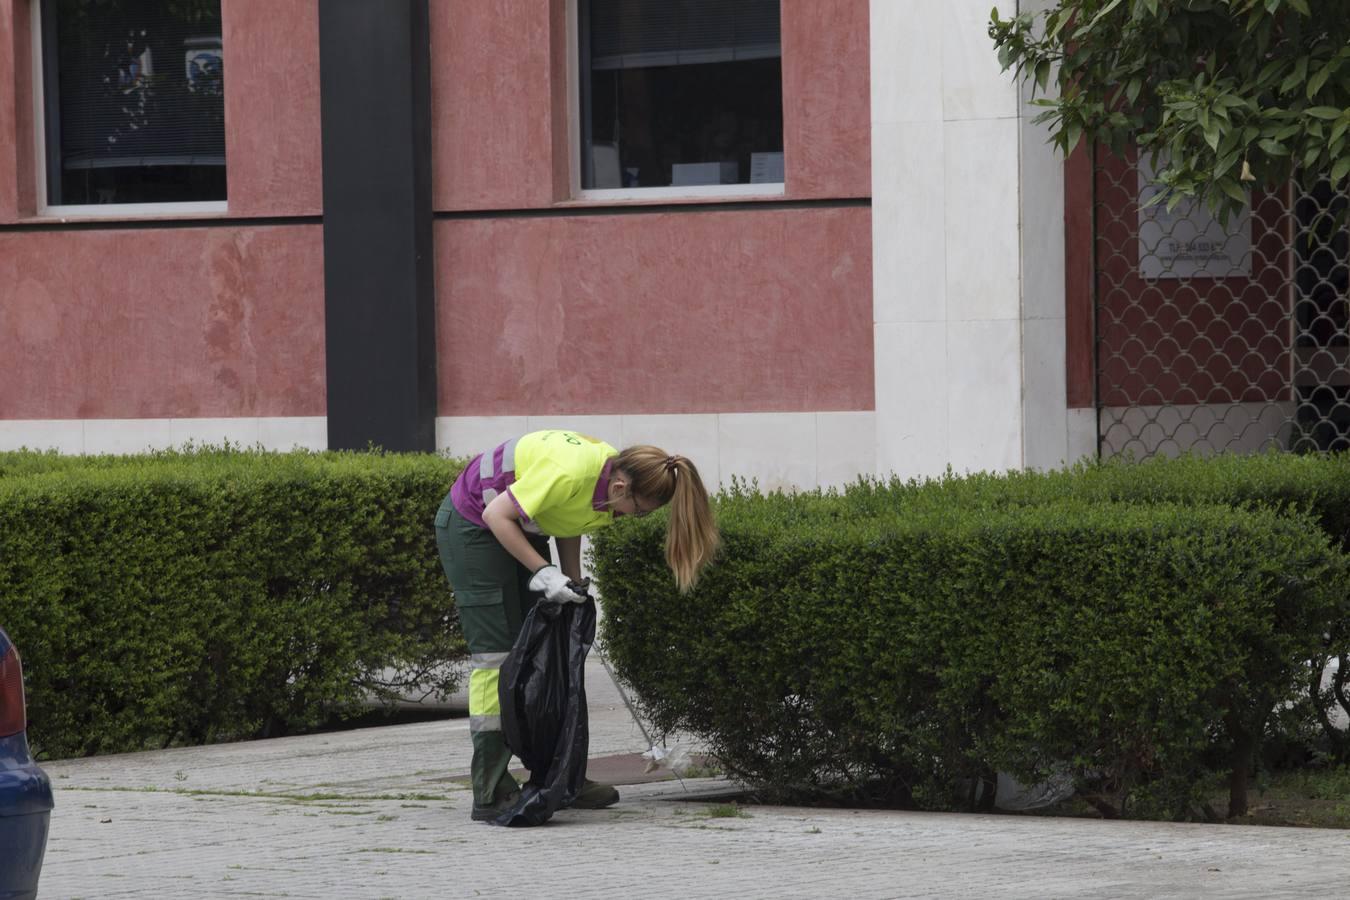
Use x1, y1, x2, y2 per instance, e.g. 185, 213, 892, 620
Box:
35, 656, 1350, 899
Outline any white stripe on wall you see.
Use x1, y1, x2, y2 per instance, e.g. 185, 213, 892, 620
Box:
0, 417, 328, 455
438, 412, 877, 492
1, 412, 877, 492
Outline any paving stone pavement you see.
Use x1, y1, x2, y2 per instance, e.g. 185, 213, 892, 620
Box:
36, 656, 1350, 899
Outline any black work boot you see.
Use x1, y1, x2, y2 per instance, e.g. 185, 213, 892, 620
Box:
568, 779, 620, 810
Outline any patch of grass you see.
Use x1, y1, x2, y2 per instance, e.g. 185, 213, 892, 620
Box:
704, 804, 750, 819
1228, 766, 1350, 829
680, 760, 724, 779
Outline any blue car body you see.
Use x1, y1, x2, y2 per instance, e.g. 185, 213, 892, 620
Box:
0, 628, 52, 900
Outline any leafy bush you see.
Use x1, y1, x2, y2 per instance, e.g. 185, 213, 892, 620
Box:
593, 483, 1350, 820
872, 452, 1350, 768
0, 448, 464, 759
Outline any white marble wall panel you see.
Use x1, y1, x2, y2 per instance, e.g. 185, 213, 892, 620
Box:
1067, 407, 1099, 463
81, 418, 175, 455
873, 121, 947, 325
0, 418, 328, 454
875, 321, 950, 479
436, 416, 529, 459
948, 320, 1022, 473
945, 118, 1021, 323
942, 1, 1020, 122
1020, 71, 1067, 323
817, 411, 877, 490
871, 0, 943, 125
169, 417, 262, 448
257, 417, 328, 452
0, 420, 85, 453
873, 0, 1071, 480
718, 413, 818, 493
1022, 317, 1070, 469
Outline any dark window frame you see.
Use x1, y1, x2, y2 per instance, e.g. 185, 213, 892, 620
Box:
38, 0, 228, 209
577, 0, 785, 194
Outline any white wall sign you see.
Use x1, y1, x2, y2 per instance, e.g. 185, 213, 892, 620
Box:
1137, 155, 1252, 279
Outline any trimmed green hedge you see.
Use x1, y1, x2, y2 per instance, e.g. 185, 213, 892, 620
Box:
0, 448, 463, 759
593, 465, 1350, 819
866, 451, 1350, 549
880, 452, 1350, 769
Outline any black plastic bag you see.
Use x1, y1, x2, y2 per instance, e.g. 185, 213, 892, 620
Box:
492, 595, 597, 827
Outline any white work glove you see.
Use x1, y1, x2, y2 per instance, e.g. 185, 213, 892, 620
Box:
528, 565, 588, 604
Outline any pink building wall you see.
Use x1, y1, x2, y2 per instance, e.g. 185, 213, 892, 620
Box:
0, 227, 326, 419
436, 206, 873, 416
223, 0, 323, 218
1, 0, 872, 423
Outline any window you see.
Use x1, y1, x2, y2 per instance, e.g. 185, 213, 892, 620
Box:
39, 0, 225, 208
578, 0, 783, 193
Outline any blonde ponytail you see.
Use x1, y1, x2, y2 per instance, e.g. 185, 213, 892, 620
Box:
614, 445, 720, 592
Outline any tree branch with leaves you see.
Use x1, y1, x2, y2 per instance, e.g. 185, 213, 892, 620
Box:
991, 0, 1350, 222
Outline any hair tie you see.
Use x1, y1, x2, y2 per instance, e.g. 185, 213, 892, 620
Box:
665, 455, 680, 473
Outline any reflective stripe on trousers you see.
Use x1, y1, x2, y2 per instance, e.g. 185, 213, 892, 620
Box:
468, 651, 509, 733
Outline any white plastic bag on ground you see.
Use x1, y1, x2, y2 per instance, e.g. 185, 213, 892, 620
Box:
641, 743, 693, 775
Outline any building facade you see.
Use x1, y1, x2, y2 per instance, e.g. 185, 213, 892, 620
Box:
0, 0, 1088, 489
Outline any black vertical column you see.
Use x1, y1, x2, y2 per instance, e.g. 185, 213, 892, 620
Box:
318, 0, 436, 452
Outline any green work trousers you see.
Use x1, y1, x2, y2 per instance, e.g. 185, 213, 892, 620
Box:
434, 493, 550, 808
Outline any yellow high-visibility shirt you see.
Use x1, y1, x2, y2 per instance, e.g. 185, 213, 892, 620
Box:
502, 430, 619, 537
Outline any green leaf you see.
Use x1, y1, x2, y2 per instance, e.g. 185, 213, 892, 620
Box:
1306, 106, 1343, 120
1331, 119, 1350, 147
1256, 60, 1284, 89
1280, 57, 1309, 95
1064, 120, 1084, 155
1287, 0, 1311, 14
1258, 138, 1289, 156
1308, 65, 1333, 99
1203, 118, 1222, 151
1126, 78, 1142, 105
1035, 59, 1052, 93
1084, 0, 1125, 32
1333, 156, 1350, 185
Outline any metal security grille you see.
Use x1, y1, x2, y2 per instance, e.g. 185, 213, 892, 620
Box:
1093, 146, 1350, 459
